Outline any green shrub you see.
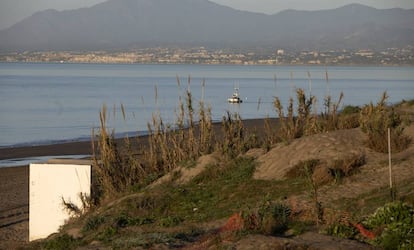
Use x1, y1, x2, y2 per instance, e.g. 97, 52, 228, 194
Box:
270, 203, 292, 233
399, 99, 414, 106
341, 105, 361, 115
41, 234, 81, 250
363, 202, 414, 249
115, 214, 155, 228
98, 226, 117, 242
325, 223, 358, 239
82, 215, 105, 232
243, 201, 292, 235
159, 216, 183, 227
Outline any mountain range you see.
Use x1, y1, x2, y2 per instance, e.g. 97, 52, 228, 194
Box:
0, 0, 413, 52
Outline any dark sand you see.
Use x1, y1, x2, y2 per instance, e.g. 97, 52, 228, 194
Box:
0, 166, 29, 248
0, 141, 92, 160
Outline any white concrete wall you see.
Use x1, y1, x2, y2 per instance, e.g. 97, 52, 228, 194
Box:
29, 163, 91, 241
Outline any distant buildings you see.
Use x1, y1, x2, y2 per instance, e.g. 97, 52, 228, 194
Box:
1, 46, 413, 66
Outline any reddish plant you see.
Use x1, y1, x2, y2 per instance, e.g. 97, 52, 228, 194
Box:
353, 223, 376, 240
220, 213, 244, 233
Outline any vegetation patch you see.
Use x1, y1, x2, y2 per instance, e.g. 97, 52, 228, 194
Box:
285, 153, 366, 185
363, 202, 414, 249
37, 234, 82, 250
360, 92, 411, 153
285, 159, 320, 179
242, 201, 292, 235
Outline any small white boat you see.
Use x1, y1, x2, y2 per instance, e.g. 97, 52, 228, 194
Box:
228, 87, 243, 103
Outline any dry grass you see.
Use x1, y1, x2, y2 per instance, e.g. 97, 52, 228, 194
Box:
273, 89, 315, 142
272, 88, 346, 144
92, 104, 146, 201
360, 92, 411, 153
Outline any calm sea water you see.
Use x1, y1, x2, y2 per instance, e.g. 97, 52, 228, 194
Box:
1, 63, 413, 148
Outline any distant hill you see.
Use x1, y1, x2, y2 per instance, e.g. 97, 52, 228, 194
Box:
0, 0, 413, 52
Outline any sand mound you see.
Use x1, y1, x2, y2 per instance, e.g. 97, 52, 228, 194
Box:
149, 153, 219, 187
254, 128, 367, 181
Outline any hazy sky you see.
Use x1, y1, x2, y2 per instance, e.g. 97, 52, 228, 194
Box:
1, 0, 413, 30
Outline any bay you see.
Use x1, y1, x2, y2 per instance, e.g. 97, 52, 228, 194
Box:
0, 62, 413, 147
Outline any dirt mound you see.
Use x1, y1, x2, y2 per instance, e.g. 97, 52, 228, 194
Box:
149, 153, 219, 187
254, 128, 367, 181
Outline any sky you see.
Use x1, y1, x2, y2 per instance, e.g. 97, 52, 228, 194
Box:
0, 0, 413, 30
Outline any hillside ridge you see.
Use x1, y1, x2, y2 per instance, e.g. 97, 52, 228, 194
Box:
0, 0, 413, 51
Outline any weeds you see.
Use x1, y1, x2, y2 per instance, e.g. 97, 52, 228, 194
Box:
331, 152, 366, 179
302, 160, 323, 226
241, 197, 293, 236
220, 111, 245, 158
338, 105, 361, 129
360, 92, 411, 153
286, 153, 366, 185
262, 116, 275, 151
273, 89, 315, 141
273, 88, 346, 144
285, 159, 320, 179
61, 193, 91, 217
82, 215, 106, 232
39, 234, 82, 250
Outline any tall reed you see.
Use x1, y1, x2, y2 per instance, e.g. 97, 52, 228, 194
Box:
221, 111, 245, 158
273, 88, 315, 142
198, 98, 214, 154
320, 92, 344, 131
144, 77, 216, 172
360, 92, 411, 153
92, 104, 142, 200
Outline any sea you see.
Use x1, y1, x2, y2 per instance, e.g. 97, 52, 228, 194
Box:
1, 63, 414, 149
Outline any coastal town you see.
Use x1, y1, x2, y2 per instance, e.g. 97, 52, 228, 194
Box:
1, 46, 413, 66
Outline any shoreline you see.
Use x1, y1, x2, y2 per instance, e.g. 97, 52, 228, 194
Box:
0, 118, 272, 162
2, 61, 414, 67
0, 140, 93, 161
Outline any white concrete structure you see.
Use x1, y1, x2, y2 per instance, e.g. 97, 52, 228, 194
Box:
29, 162, 91, 241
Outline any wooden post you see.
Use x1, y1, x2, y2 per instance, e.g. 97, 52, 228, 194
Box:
388, 128, 392, 189
388, 128, 395, 200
